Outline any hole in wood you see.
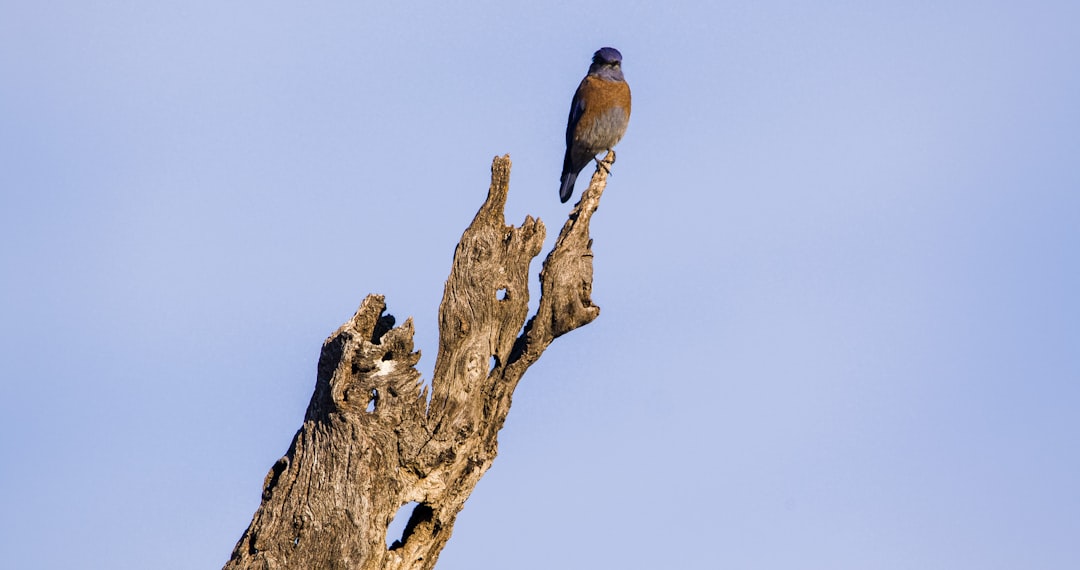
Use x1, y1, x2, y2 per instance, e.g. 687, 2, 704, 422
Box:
366, 388, 378, 413
387, 501, 417, 549
496, 287, 508, 301
489, 355, 498, 374
387, 501, 434, 550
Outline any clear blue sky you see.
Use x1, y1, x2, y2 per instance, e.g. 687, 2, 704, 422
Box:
2, 2, 1078, 568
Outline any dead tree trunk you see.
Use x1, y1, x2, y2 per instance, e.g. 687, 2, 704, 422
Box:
225, 153, 615, 570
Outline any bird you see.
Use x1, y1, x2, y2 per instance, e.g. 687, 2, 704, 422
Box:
559, 47, 632, 203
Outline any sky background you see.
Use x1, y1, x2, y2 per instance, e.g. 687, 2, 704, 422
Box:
2, 1, 1079, 568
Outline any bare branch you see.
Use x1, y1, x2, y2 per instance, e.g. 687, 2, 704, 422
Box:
225, 153, 614, 570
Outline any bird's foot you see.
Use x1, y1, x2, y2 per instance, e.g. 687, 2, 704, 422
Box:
593, 150, 616, 174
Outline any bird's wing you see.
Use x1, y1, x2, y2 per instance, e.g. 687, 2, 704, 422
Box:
565, 83, 587, 146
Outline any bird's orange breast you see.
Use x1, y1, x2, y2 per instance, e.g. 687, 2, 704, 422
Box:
574, 76, 631, 150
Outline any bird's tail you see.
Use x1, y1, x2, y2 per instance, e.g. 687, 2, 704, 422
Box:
559, 171, 577, 203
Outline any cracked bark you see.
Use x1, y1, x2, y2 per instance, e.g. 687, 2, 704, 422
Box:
224, 153, 615, 570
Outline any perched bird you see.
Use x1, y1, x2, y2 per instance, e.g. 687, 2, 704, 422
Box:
559, 47, 632, 203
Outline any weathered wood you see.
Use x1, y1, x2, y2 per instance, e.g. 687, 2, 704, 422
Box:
225, 153, 615, 570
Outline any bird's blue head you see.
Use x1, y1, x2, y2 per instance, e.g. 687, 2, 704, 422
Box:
589, 47, 625, 80
593, 47, 623, 65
